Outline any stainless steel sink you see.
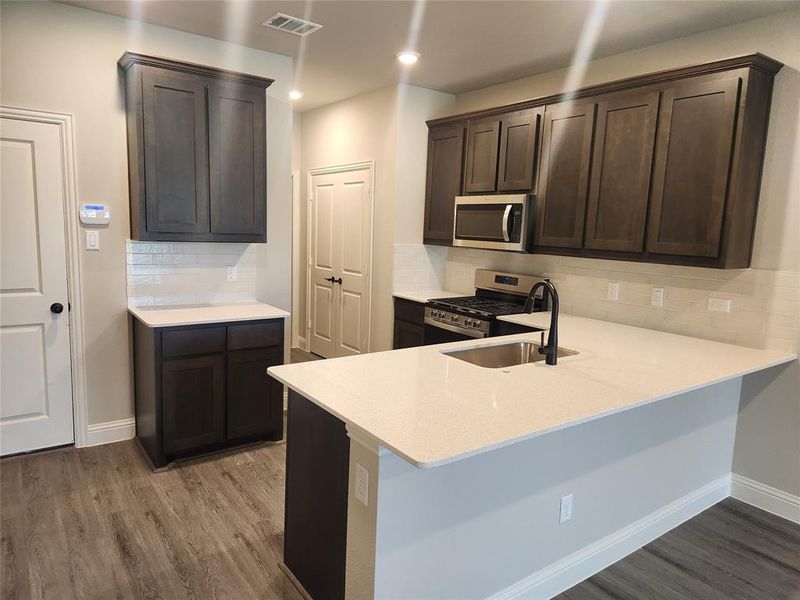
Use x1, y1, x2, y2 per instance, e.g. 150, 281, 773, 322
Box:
442, 341, 578, 368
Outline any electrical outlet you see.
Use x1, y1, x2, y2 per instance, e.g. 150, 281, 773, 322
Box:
355, 463, 369, 506
607, 282, 620, 301
651, 287, 665, 307
707, 297, 731, 313
226, 265, 237, 282
559, 494, 573, 524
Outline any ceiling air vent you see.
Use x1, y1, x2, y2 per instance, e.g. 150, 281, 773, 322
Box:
262, 13, 323, 37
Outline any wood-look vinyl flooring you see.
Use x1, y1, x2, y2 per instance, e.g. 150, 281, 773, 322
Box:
1, 440, 303, 600
557, 498, 800, 600
2, 426, 798, 599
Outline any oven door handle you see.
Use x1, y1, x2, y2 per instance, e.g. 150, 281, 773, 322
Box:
501, 204, 513, 242
424, 317, 488, 339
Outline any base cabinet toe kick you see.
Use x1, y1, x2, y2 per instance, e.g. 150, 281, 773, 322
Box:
282, 379, 746, 600
132, 317, 285, 469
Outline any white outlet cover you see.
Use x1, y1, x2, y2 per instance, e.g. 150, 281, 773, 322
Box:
708, 297, 732, 313
560, 493, 573, 523
651, 287, 665, 307
607, 282, 620, 301
355, 462, 369, 506
226, 265, 237, 282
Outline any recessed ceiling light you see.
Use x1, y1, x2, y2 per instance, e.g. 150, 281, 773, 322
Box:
396, 50, 420, 65
289, 90, 303, 101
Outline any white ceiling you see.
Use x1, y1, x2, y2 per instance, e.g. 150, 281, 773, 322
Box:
63, 0, 797, 111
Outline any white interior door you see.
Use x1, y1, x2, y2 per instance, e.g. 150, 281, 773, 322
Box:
0, 116, 74, 455
308, 165, 372, 358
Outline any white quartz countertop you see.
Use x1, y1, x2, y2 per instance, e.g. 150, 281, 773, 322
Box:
268, 314, 795, 469
393, 290, 464, 303
128, 302, 289, 327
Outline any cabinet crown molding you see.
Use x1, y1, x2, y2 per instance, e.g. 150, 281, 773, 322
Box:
427, 53, 782, 127
118, 51, 275, 89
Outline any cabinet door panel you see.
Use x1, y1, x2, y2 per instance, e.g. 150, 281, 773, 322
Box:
162, 354, 224, 454
585, 92, 659, 252
209, 82, 267, 239
647, 76, 740, 257
142, 70, 210, 234
227, 347, 283, 441
536, 101, 596, 248
497, 109, 541, 192
464, 117, 501, 193
393, 319, 425, 349
423, 124, 465, 245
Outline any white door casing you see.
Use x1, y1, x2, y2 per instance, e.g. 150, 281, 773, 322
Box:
307, 163, 373, 358
0, 115, 75, 454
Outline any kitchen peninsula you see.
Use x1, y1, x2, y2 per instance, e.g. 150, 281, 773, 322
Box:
268, 317, 796, 599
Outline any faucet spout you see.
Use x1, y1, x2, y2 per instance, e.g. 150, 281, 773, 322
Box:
523, 280, 560, 365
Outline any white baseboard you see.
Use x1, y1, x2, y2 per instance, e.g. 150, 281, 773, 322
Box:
487, 474, 731, 600
85, 418, 136, 447
731, 474, 800, 525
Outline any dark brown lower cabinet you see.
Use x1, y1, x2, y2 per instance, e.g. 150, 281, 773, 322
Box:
284, 391, 350, 600
393, 297, 426, 349
132, 317, 284, 468
227, 347, 283, 441
162, 354, 225, 454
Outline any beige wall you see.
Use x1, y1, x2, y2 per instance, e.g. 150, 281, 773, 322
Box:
442, 9, 800, 496
298, 84, 453, 351
393, 85, 454, 244
0, 1, 293, 425
299, 86, 398, 351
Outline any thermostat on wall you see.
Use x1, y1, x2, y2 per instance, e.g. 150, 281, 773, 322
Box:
79, 203, 111, 225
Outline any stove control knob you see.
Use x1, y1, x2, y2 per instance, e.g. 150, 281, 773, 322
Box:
450, 314, 458, 322
473, 321, 481, 328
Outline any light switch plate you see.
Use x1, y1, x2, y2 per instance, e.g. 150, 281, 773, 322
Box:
607, 282, 619, 301
226, 265, 237, 282
355, 463, 369, 506
85, 230, 100, 250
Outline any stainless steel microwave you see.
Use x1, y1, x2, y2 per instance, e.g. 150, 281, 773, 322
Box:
452, 194, 531, 252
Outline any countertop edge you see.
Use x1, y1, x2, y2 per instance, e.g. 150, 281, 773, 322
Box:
128, 304, 290, 328
269, 349, 796, 469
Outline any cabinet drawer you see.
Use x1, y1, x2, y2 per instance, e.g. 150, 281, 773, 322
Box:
394, 297, 425, 324
227, 320, 283, 350
161, 326, 226, 358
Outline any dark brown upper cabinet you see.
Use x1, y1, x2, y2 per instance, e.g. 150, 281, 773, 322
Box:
497, 108, 542, 192
141, 69, 210, 235
646, 75, 739, 258
209, 82, 267, 237
423, 123, 466, 245
120, 52, 273, 243
464, 117, 501, 193
426, 54, 782, 268
584, 91, 660, 253
536, 100, 596, 249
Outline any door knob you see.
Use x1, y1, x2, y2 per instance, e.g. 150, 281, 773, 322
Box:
333, 277, 343, 285
50, 302, 64, 314
324, 276, 335, 283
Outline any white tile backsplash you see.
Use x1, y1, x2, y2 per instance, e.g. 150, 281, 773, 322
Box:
393, 244, 446, 292
442, 247, 800, 354
126, 240, 257, 306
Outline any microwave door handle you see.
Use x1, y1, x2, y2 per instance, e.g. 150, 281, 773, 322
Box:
501, 204, 512, 242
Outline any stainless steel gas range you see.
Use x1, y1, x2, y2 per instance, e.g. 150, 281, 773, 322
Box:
423, 270, 550, 344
